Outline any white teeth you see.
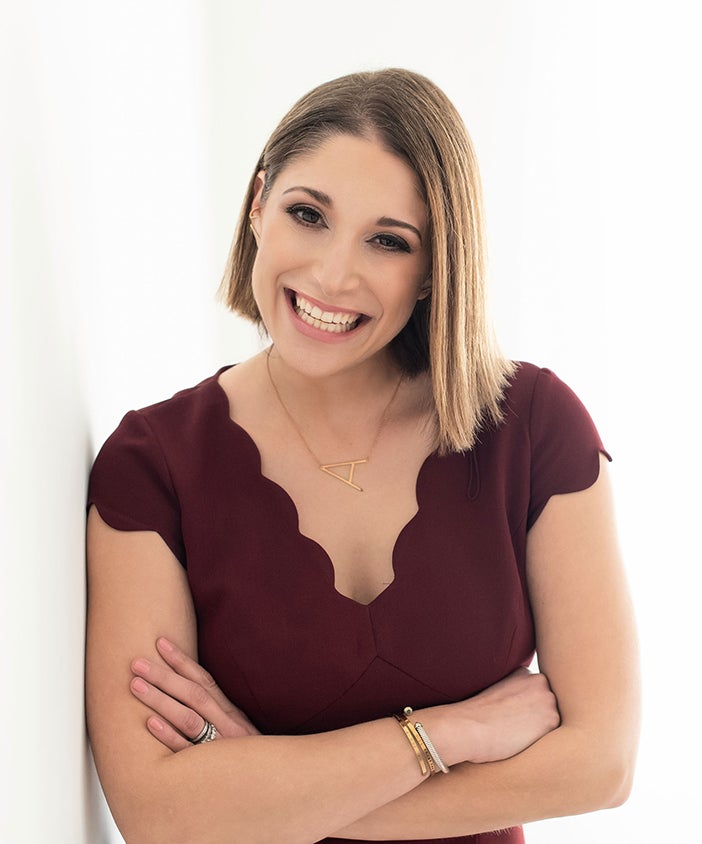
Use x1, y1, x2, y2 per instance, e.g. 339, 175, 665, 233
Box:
293, 293, 361, 333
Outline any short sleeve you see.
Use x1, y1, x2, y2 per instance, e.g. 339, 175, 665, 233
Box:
527, 368, 611, 530
87, 410, 186, 565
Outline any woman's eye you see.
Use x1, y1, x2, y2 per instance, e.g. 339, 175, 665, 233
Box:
287, 205, 323, 226
373, 233, 411, 253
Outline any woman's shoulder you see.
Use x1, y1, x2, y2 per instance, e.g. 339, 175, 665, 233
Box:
90, 367, 238, 469
504, 359, 563, 391
500, 360, 558, 417
136, 365, 232, 417
117, 366, 237, 443
495, 361, 605, 451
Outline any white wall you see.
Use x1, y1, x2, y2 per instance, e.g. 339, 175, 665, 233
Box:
2, 1, 699, 841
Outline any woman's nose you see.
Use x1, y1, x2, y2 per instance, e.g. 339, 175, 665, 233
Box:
314, 238, 362, 298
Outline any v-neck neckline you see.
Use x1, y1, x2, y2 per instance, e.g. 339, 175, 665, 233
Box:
209, 366, 439, 608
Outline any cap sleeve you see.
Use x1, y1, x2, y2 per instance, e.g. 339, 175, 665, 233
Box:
87, 410, 185, 565
527, 368, 612, 530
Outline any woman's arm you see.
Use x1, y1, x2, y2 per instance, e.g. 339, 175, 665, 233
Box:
333, 456, 641, 839
86, 507, 557, 844
86, 507, 424, 844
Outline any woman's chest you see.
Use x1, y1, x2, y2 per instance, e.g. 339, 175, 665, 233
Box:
226, 384, 437, 603
182, 447, 536, 734
258, 448, 432, 606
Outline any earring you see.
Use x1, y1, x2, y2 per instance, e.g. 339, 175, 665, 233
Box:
249, 210, 259, 242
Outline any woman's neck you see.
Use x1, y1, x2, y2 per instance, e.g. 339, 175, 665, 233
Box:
263, 345, 404, 425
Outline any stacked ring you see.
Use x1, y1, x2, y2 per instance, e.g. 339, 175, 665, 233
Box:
191, 720, 218, 744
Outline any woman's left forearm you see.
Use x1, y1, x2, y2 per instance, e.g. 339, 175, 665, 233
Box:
334, 721, 637, 840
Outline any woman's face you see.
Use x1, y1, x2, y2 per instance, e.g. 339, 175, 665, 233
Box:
249, 133, 430, 379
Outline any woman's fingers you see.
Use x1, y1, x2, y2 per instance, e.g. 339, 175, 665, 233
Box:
131, 657, 214, 716
156, 639, 220, 696
154, 638, 260, 733
130, 658, 242, 739
130, 675, 216, 742
146, 715, 194, 752
130, 649, 259, 738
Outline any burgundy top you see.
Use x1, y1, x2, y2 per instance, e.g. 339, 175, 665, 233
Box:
88, 362, 610, 844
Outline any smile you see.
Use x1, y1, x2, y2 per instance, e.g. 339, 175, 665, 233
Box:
291, 291, 363, 334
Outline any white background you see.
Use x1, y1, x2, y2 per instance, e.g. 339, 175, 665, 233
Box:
2, 1, 700, 841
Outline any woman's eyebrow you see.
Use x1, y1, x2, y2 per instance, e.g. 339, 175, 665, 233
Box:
282, 186, 423, 244
376, 217, 422, 244
282, 186, 332, 206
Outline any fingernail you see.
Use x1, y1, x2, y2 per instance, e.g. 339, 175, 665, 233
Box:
133, 658, 150, 673
157, 638, 173, 652
148, 717, 164, 732
132, 677, 148, 694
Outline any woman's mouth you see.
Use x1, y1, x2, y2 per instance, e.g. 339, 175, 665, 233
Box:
288, 290, 365, 334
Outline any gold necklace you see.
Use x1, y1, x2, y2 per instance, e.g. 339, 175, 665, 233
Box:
265, 349, 403, 492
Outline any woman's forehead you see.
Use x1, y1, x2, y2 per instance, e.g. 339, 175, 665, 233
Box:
273, 134, 427, 221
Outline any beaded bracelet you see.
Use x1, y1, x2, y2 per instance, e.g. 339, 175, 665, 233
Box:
394, 706, 449, 776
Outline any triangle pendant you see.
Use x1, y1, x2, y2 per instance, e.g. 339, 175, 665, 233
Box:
320, 459, 368, 492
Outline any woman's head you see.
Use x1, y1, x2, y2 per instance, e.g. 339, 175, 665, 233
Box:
222, 68, 514, 452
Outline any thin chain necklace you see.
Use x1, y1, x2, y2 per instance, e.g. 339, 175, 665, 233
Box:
265, 348, 403, 492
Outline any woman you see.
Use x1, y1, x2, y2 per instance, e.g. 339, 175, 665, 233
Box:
86, 69, 639, 843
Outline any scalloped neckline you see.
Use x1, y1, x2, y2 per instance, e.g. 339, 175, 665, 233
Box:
210, 366, 438, 608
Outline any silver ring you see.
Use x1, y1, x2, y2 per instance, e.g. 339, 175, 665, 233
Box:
191, 720, 217, 744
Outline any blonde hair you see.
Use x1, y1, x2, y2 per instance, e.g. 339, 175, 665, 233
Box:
221, 68, 516, 453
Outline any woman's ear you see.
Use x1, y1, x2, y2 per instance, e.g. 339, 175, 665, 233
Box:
249, 170, 266, 217
249, 171, 267, 241
417, 277, 432, 301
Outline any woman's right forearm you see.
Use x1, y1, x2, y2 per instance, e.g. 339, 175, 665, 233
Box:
111, 717, 425, 844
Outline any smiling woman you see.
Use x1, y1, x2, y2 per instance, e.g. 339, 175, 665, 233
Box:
248, 134, 431, 372
86, 68, 639, 844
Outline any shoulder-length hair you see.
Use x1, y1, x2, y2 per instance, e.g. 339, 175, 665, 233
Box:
220, 68, 516, 454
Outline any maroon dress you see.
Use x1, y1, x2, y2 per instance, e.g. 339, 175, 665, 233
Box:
88, 361, 609, 843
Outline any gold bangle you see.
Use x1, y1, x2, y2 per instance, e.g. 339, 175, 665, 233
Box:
394, 706, 449, 776
394, 706, 438, 776
404, 714, 439, 775
394, 712, 430, 776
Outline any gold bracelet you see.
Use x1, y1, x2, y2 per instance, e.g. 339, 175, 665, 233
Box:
394, 711, 430, 776
394, 706, 449, 776
394, 706, 438, 776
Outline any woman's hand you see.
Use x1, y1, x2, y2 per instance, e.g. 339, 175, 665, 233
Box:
130, 637, 260, 751
417, 667, 561, 768
459, 667, 561, 763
